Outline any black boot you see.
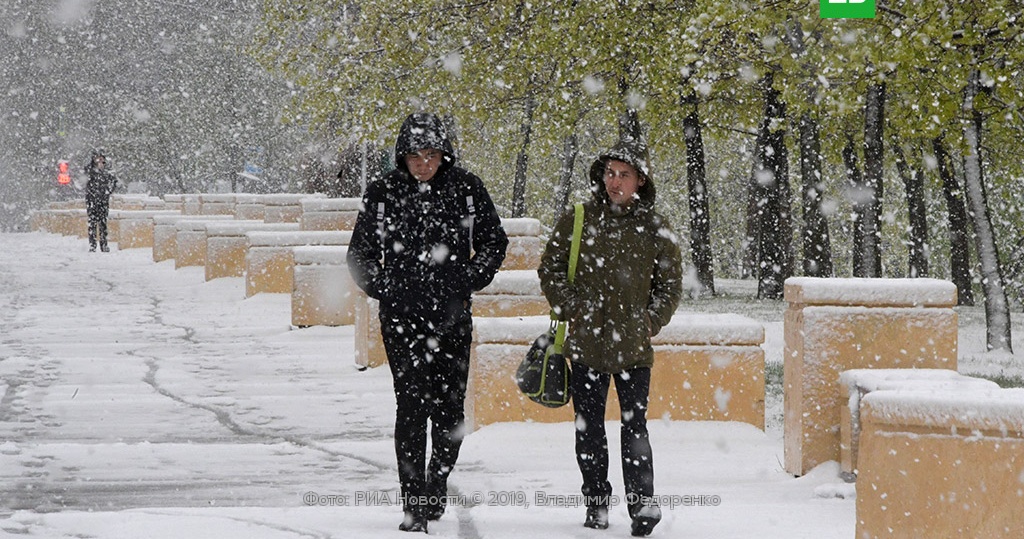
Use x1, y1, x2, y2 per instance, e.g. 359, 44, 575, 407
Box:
424, 479, 447, 521
583, 506, 609, 530
398, 511, 428, 533
629, 502, 662, 537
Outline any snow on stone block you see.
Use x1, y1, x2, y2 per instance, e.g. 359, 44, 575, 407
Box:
292, 246, 354, 327
837, 368, 999, 476
653, 313, 765, 346
474, 271, 549, 318
784, 276, 957, 308
205, 222, 299, 281
468, 313, 766, 430
500, 218, 542, 237
862, 387, 1024, 433
300, 198, 361, 232
262, 193, 325, 223
856, 388, 1024, 539
784, 299, 958, 476
244, 231, 350, 297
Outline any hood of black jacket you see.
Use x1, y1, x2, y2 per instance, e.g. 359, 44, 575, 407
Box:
394, 112, 457, 178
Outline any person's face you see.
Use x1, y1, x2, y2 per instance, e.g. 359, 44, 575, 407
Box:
94, 156, 106, 169
405, 149, 443, 182
604, 159, 643, 207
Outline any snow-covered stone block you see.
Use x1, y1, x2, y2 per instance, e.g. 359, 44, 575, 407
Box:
205, 221, 299, 281
783, 277, 959, 476
152, 214, 233, 263
244, 230, 350, 297
473, 270, 550, 317
467, 313, 766, 431
109, 210, 180, 250
856, 388, 1024, 538
353, 292, 386, 369
299, 197, 361, 231
234, 194, 266, 221
499, 218, 544, 271
261, 193, 324, 224
174, 217, 235, 269
198, 193, 236, 216
292, 246, 354, 327
838, 368, 999, 478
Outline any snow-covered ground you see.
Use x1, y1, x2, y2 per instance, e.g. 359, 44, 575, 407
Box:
1, 231, 1021, 538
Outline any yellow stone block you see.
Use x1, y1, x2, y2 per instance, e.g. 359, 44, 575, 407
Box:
205, 222, 298, 281
299, 198, 361, 231
783, 277, 958, 476
292, 246, 354, 327
856, 390, 1024, 539
244, 230, 350, 297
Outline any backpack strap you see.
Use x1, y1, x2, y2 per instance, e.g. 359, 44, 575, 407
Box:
376, 201, 386, 238
466, 194, 476, 244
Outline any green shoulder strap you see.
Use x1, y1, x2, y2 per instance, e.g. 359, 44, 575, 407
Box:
551, 203, 584, 353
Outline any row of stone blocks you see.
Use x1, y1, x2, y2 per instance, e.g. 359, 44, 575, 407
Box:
42, 195, 1018, 538
784, 277, 1024, 538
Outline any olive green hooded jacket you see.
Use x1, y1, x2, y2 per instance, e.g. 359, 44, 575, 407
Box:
538, 139, 684, 373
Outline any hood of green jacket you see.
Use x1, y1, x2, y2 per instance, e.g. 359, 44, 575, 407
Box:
587, 137, 656, 212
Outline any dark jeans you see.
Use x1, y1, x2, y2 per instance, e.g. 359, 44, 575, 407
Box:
86, 198, 109, 249
380, 315, 472, 515
571, 361, 654, 511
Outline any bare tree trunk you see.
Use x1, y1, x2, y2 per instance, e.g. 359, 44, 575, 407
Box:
753, 73, 791, 300
510, 97, 535, 218
799, 111, 833, 277
933, 136, 975, 306
842, 135, 867, 277
785, 17, 832, 278
891, 139, 929, 278
862, 83, 885, 277
555, 133, 578, 214
682, 92, 715, 297
962, 68, 1013, 352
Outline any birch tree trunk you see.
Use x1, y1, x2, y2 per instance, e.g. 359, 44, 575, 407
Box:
962, 68, 1013, 352
842, 135, 867, 277
682, 93, 715, 296
554, 133, 578, 214
799, 112, 833, 277
510, 97, 535, 218
891, 140, 929, 278
933, 136, 975, 306
861, 83, 886, 277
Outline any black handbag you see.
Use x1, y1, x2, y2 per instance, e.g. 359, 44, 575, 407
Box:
515, 203, 583, 408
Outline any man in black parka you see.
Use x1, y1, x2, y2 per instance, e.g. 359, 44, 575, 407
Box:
347, 112, 508, 533
84, 150, 117, 252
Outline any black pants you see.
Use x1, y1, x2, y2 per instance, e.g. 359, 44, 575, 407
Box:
571, 361, 654, 511
86, 198, 109, 249
380, 315, 472, 515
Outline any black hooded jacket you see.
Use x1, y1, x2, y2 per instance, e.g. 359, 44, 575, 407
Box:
347, 113, 509, 326
84, 151, 117, 207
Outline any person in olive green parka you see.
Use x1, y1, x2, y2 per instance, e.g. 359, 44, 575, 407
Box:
538, 137, 683, 537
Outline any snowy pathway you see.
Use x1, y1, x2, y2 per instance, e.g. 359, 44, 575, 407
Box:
0, 232, 856, 538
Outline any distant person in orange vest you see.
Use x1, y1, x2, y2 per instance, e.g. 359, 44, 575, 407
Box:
84, 150, 117, 252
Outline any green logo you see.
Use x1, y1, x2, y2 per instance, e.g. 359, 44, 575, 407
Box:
820, 0, 876, 19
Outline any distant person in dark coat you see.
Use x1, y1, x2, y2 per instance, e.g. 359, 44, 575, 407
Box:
347, 112, 508, 533
84, 150, 117, 252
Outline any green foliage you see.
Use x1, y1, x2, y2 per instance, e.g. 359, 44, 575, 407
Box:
253, 0, 1024, 277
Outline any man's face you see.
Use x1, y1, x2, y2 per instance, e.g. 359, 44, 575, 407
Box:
604, 159, 643, 207
94, 156, 106, 169
405, 149, 442, 182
